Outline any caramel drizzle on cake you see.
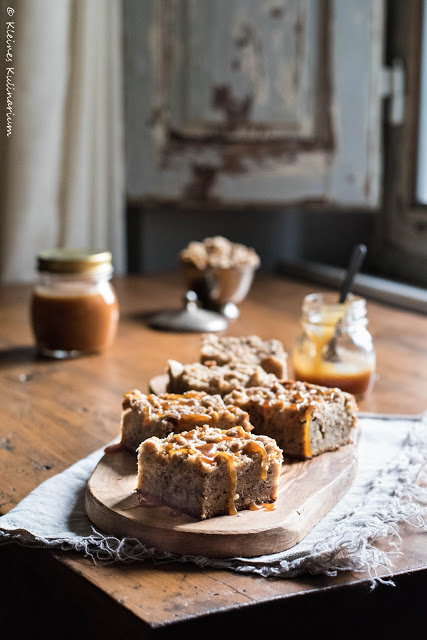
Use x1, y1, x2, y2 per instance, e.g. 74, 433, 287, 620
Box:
158, 426, 270, 516
259, 388, 318, 458
141, 392, 213, 426
303, 407, 313, 459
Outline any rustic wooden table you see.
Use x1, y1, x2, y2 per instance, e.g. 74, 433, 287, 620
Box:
0, 273, 426, 639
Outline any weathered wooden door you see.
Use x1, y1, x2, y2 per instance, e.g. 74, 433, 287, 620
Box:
125, 0, 385, 209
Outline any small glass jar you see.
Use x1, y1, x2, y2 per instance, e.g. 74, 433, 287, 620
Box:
292, 292, 376, 397
31, 248, 119, 359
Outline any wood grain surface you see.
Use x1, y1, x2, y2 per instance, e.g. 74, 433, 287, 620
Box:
0, 272, 426, 639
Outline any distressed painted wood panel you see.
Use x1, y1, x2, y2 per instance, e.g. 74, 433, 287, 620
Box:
170, 0, 321, 137
125, 0, 385, 208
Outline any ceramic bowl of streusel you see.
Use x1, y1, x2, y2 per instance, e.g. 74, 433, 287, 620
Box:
180, 236, 260, 319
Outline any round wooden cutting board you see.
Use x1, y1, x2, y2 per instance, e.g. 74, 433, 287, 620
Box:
85, 441, 358, 559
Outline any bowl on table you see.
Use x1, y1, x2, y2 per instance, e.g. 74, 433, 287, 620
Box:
181, 262, 257, 319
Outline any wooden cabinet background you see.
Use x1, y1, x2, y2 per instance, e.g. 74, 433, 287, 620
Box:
124, 0, 385, 209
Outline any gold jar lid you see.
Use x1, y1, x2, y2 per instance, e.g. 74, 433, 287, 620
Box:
37, 248, 113, 275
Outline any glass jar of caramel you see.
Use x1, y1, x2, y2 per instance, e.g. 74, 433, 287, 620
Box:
292, 292, 376, 397
31, 249, 119, 359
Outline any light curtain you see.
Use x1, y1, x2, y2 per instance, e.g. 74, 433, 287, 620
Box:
0, 0, 125, 283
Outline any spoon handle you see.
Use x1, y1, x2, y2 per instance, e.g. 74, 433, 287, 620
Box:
339, 243, 367, 303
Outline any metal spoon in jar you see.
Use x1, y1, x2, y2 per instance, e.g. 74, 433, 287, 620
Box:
322, 243, 367, 362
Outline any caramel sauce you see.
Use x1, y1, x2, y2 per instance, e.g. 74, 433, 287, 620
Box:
148, 392, 207, 410
242, 440, 268, 479
141, 394, 214, 429
231, 425, 251, 439
173, 413, 212, 427
248, 501, 276, 512
31, 286, 119, 354
293, 305, 375, 397
303, 407, 312, 459
293, 365, 374, 396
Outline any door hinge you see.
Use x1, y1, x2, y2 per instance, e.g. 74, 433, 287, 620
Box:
381, 58, 405, 126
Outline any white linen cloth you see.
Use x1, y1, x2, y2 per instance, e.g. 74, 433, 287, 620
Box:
1, 414, 426, 587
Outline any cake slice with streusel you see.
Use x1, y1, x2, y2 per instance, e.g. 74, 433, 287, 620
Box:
166, 359, 279, 397
200, 334, 288, 378
135, 425, 283, 520
119, 389, 252, 454
224, 380, 358, 460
